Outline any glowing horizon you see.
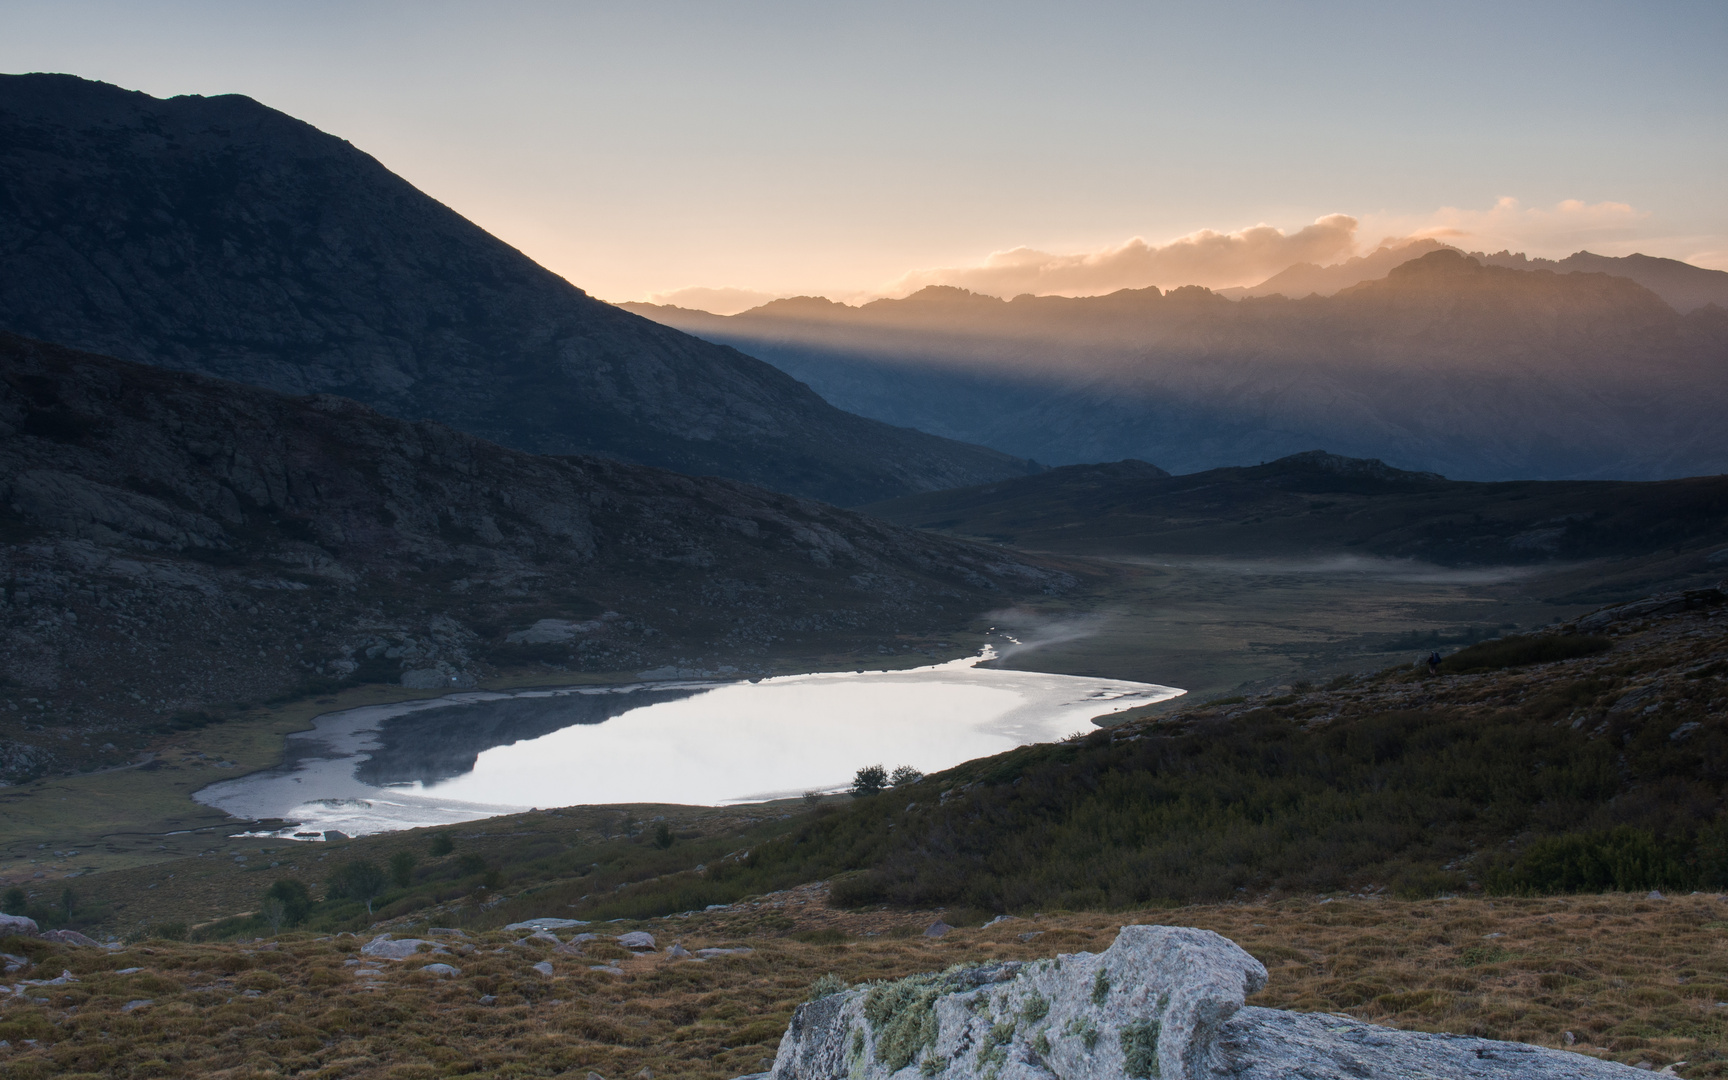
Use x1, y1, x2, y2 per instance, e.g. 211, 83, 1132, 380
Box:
2, 2, 1722, 307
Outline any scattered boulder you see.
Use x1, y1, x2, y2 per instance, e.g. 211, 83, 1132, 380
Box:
40, 929, 99, 947
697, 947, 754, 958
533, 961, 555, 976
360, 934, 430, 960
923, 921, 952, 938
617, 931, 656, 950
764, 924, 1644, 1080
421, 963, 461, 977
504, 918, 590, 932
1, 954, 28, 974
0, 914, 40, 937
666, 943, 693, 959
121, 999, 152, 1012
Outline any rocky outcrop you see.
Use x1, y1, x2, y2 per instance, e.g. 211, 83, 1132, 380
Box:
0, 73, 1037, 506
0, 334, 1071, 780
767, 925, 1641, 1080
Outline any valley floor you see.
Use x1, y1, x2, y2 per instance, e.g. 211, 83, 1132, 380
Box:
1, 888, 1723, 1078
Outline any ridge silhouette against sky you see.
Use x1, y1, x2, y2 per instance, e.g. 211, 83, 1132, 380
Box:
1, 1, 1722, 306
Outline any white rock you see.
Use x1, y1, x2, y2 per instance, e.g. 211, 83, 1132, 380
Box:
504, 917, 590, 932
765, 924, 1645, 1080
666, 943, 693, 959
421, 963, 461, 977
616, 931, 656, 950
0, 914, 40, 937
533, 961, 555, 976
360, 934, 430, 960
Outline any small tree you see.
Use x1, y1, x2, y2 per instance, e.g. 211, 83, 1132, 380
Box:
2, 886, 25, 915
889, 765, 923, 787
264, 879, 313, 927
389, 850, 418, 888
261, 896, 288, 935
428, 833, 454, 858
851, 764, 887, 798
326, 859, 389, 916
653, 822, 674, 849
59, 886, 77, 921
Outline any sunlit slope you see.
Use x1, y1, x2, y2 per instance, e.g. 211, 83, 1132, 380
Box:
629, 251, 1728, 480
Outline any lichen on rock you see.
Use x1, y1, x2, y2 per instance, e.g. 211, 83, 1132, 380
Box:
763, 924, 1648, 1080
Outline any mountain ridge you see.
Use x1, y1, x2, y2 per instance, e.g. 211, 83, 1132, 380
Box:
624, 251, 1728, 480
0, 72, 1038, 506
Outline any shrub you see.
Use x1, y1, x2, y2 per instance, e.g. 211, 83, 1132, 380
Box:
1486, 828, 1693, 895
852, 764, 887, 798
263, 879, 313, 927
890, 765, 924, 787
428, 833, 455, 857
389, 850, 418, 888
1441, 633, 1611, 673
325, 859, 389, 914
653, 822, 674, 849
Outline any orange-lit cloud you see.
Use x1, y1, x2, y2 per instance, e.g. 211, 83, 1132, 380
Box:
883, 215, 1361, 298
1363, 197, 1651, 258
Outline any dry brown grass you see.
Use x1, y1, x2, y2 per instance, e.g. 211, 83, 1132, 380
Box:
4, 887, 1726, 1078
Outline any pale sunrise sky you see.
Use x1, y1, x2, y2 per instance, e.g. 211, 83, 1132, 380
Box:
3, 0, 1724, 307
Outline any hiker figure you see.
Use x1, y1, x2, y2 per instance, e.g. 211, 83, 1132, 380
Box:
1427, 651, 1442, 675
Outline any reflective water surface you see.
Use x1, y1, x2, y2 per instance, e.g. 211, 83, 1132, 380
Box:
196, 653, 1182, 838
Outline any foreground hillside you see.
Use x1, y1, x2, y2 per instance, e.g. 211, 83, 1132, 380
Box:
0, 73, 1035, 505
0, 333, 1068, 782
629, 251, 1728, 479
0, 890, 1720, 1077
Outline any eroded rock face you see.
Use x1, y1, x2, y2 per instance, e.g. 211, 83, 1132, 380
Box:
767, 925, 1643, 1080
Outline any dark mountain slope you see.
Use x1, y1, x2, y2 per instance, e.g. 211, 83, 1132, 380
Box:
1475, 250, 1728, 313
0, 333, 1069, 783
627, 252, 1728, 480
864, 450, 1728, 571
0, 73, 1035, 505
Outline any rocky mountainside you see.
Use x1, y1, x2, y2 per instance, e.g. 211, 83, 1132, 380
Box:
0, 333, 1069, 783
0, 73, 1035, 506
627, 251, 1728, 480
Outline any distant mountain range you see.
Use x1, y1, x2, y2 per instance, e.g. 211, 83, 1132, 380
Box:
0, 73, 1036, 506
0, 332, 1066, 781
625, 250, 1728, 481
1215, 240, 1728, 310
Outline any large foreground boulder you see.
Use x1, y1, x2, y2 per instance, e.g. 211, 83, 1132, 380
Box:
767, 925, 1641, 1080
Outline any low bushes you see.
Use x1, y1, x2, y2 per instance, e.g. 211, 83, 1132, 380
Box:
1440, 633, 1611, 672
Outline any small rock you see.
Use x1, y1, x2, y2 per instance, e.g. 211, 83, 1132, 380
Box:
1018, 931, 1044, 942
665, 943, 693, 959
1563, 1031, 1576, 1045
616, 930, 656, 950
361, 934, 430, 960
121, 999, 152, 1012
503, 917, 589, 932
40, 929, 98, 947
982, 915, 1016, 928
421, 963, 461, 977
570, 932, 599, 943
478, 994, 497, 1004
589, 964, 623, 974
924, 921, 952, 938
1, 953, 29, 974
1648, 890, 1665, 900
638, 1069, 653, 1080
696, 947, 754, 957
533, 961, 554, 976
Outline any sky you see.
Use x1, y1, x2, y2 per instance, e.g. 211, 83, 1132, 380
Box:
3, 0, 1725, 309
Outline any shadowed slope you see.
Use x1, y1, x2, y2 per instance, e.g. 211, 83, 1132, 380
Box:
0, 73, 1036, 505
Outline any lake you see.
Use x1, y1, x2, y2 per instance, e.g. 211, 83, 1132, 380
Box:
195, 651, 1182, 838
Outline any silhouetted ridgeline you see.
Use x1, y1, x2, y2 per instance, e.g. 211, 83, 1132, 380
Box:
0, 73, 1036, 505
629, 251, 1728, 480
